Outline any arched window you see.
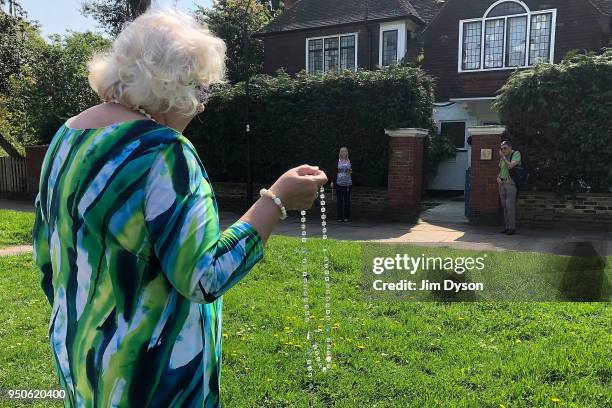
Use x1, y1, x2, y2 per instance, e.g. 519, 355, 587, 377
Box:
486, 1, 527, 17
459, 0, 556, 72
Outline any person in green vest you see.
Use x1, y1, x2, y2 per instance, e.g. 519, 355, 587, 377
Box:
497, 140, 522, 235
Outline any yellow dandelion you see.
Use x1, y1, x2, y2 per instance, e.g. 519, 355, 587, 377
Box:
458, 316, 465, 320
500, 404, 506, 408
551, 397, 561, 404
222, 333, 228, 338
356, 345, 366, 350
515, 339, 522, 344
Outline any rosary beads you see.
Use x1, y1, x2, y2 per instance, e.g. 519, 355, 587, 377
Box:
301, 185, 332, 395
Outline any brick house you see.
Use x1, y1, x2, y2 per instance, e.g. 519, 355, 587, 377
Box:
255, 0, 611, 191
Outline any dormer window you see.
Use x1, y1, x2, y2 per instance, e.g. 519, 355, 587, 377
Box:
379, 21, 408, 66
458, 0, 556, 72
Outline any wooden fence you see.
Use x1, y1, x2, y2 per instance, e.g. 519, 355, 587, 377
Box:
0, 156, 28, 198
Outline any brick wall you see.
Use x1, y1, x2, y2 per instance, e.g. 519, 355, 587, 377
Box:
385, 129, 427, 221
25, 144, 49, 199
211, 181, 387, 218
517, 192, 612, 229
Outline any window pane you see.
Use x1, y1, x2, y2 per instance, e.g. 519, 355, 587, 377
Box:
308, 39, 323, 73
505, 16, 527, 66
441, 122, 466, 149
462, 21, 482, 70
484, 19, 504, 68
529, 13, 552, 65
324, 37, 339, 72
382, 30, 398, 66
486, 1, 527, 17
340, 35, 356, 70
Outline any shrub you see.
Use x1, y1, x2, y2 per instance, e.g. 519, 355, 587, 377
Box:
186, 66, 455, 187
494, 49, 612, 193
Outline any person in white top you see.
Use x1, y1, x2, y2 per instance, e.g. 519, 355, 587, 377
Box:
331, 146, 353, 222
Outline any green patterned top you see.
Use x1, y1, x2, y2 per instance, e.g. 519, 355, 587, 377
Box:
32, 119, 264, 407
499, 150, 521, 181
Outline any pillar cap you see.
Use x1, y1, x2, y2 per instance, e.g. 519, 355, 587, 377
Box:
467, 125, 506, 136
385, 128, 429, 138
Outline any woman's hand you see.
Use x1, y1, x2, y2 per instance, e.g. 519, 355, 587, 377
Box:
269, 165, 328, 210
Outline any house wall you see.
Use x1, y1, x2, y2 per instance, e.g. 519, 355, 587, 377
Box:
262, 23, 376, 75
262, 19, 419, 75
422, 0, 610, 102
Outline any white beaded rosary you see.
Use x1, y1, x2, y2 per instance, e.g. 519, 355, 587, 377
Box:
301, 185, 332, 396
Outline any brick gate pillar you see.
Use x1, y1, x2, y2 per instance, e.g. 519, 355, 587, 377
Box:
384, 128, 428, 221
25, 144, 49, 198
467, 126, 505, 225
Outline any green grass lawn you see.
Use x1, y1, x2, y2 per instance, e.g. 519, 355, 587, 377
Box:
0, 209, 35, 249
0, 237, 610, 407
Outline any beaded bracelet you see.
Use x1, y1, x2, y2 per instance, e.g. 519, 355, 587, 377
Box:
259, 188, 287, 220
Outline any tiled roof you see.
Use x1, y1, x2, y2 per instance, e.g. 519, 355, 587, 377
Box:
258, 0, 446, 35
589, 0, 612, 15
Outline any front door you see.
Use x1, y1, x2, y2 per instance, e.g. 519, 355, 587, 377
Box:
428, 121, 469, 191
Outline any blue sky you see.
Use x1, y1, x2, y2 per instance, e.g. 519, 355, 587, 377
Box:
16, 0, 213, 39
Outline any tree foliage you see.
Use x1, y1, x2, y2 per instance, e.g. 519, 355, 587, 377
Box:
494, 49, 612, 193
0, 4, 45, 155
81, 0, 151, 36
185, 66, 455, 187
194, 0, 274, 83
2, 31, 111, 146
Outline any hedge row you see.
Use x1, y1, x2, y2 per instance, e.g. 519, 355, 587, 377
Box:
185, 66, 454, 187
494, 49, 612, 193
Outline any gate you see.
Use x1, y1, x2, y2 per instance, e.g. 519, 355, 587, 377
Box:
464, 166, 471, 217
0, 156, 28, 198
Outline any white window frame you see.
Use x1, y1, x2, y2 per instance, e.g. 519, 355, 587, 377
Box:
305, 33, 358, 74
457, 0, 556, 73
379, 21, 407, 66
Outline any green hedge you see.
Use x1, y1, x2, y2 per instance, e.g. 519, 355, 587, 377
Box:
494, 49, 612, 193
185, 66, 453, 187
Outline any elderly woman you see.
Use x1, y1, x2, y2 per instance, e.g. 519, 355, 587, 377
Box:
32, 8, 326, 407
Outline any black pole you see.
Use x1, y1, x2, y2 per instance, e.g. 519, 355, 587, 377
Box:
241, 0, 253, 208
245, 76, 252, 207
365, 0, 372, 69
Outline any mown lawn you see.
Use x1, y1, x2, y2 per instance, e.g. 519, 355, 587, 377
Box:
0, 209, 35, 249
0, 237, 610, 407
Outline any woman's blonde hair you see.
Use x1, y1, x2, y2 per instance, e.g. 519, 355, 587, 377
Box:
87, 8, 226, 116
339, 146, 349, 157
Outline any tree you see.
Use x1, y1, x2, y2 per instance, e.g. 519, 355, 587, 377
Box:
81, 0, 151, 36
194, 0, 274, 83
0, 1, 42, 156
3, 31, 111, 146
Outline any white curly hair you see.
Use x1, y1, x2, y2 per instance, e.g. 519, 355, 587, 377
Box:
87, 7, 226, 116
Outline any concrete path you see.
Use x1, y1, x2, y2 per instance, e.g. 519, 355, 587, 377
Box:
2, 198, 610, 257
220, 198, 611, 257
0, 245, 32, 256
0, 198, 35, 212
